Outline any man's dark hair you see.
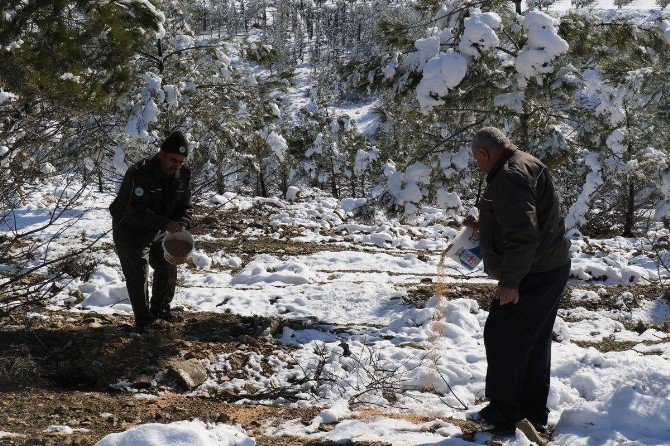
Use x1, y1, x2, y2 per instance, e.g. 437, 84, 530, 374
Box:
160, 131, 189, 156
471, 127, 511, 153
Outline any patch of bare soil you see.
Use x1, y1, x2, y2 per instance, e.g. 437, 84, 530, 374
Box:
0, 311, 277, 390
197, 236, 350, 257
187, 205, 432, 263
403, 281, 668, 314
402, 281, 497, 310
0, 389, 321, 446
190, 205, 274, 238
561, 284, 667, 311
0, 309, 399, 445
572, 335, 638, 353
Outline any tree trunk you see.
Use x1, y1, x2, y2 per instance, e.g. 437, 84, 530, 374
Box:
157, 39, 164, 74
279, 160, 289, 197
216, 169, 226, 194
622, 106, 634, 237
263, 0, 267, 30
257, 170, 268, 197
241, 0, 248, 32
623, 179, 635, 237
519, 111, 530, 150
257, 159, 268, 198
329, 156, 339, 199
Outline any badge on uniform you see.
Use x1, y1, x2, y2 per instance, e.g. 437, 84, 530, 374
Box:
135, 187, 144, 197
178, 146, 186, 154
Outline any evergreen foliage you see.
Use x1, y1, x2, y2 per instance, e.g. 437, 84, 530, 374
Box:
3, 0, 670, 237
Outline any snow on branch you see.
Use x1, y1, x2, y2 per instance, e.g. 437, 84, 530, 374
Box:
416, 50, 467, 112
566, 153, 604, 229
515, 11, 569, 88
0, 90, 17, 105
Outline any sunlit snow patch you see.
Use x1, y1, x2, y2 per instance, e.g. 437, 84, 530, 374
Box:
271, 416, 513, 446
79, 285, 132, 314
95, 420, 254, 446
231, 256, 320, 286
553, 387, 670, 445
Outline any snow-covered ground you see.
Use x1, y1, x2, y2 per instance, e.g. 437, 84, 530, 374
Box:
3, 183, 670, 445
95, 420, 254, 446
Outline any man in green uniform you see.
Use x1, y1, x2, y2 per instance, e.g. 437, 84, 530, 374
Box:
110, 131, 193, 332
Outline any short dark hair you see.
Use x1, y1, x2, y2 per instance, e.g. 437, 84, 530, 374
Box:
160, 131, 189, 156
471, 127, 510, 152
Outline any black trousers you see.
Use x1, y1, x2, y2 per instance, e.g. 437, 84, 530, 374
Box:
113, 228, 177, 324
484, 261, 570, 425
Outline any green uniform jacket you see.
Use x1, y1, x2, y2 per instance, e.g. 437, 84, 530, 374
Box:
477, 147, 570, 289
109, 155, 193, 233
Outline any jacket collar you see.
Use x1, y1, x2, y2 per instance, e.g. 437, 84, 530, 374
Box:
486, 146, 516, 184
150, 153, 161, 170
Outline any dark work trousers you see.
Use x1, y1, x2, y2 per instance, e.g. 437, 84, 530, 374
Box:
113, 228, 177, 324
483, 261, 571, 426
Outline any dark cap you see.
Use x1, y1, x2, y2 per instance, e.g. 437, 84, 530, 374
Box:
160, 131, 189, 156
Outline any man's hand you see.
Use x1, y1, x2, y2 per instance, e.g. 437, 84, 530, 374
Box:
496, 286, 519, 305
165, 221, 183, 233
463, 214, 479, 229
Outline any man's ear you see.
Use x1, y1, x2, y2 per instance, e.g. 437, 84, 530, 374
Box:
476, 146, 489, 161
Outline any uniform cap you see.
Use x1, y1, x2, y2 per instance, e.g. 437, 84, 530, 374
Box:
160, 131, 189, 156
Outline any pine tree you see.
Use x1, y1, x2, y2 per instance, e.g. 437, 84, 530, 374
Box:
564, 18, 670, 236
613, 0, 634, 8
527, 0, 558, 11
571, 0, 597, 8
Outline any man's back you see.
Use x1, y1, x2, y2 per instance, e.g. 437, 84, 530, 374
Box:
477, 148, 570, 289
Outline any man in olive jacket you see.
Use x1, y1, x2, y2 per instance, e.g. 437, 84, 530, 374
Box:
467, 127, 570, 433
110, 131, 193, 332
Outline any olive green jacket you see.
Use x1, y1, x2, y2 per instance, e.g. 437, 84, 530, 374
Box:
109, 155, 193, 234
477, 148, 570, 289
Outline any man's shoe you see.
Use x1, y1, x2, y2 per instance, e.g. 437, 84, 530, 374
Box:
151, 308, 182, 323
466, 411, 485, 424
135, 318, 155, 334
490, 424, 516, 436
467, 404, 517, 434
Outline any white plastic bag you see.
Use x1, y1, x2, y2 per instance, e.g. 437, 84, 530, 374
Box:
447, 226, 482, 271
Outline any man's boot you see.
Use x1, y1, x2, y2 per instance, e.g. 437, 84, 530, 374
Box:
135, 317, 155, 334
151, 306, 182, 322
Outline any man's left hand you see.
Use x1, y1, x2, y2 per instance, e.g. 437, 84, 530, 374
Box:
165, 221, 184, 233
496, 286, 519, 305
